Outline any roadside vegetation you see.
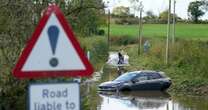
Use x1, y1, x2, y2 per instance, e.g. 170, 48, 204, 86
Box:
80, 36, 208, 95
117, 39, 208, 95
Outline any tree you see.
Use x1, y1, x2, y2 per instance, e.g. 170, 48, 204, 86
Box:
202, 0, 208, 11
146, 10, 155, 17
68, 0, 105, 36
129, 0, 141, 16
143, 10, 158, 23
159, 10, 172, 23
112, 6, 130, 17
0, 1, 35, 109
188, 1, 205, 23
159, 10, 180, 23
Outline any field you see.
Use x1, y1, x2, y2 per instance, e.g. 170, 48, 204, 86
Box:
103, 24, 208, 40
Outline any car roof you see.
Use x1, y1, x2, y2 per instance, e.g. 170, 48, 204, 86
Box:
127, 70, 161, 74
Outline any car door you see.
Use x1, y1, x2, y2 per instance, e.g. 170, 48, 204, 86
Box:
130, 73, 149, 90
146, 72, 163, 90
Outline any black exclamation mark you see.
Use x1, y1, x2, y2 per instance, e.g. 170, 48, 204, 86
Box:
48, 25, 59, 67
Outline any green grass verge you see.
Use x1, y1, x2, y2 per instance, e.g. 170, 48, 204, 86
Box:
102, 24, 208, 40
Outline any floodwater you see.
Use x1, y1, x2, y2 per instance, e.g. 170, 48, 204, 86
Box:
97, 91, 208, 110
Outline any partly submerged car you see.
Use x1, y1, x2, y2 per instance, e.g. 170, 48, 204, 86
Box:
98, 70, 171, 91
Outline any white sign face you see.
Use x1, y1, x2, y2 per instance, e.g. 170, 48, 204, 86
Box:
22, 13, 85, 71
29, 83, 80, 110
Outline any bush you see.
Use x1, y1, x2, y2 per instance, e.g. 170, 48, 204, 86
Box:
110, 36, 138, 45
114, 18, 139, 25
96, 29, 105, 36
91, 39, 108, 61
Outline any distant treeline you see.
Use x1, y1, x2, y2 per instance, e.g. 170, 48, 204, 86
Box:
110, 14, 208, 24
111, 0, 208, 25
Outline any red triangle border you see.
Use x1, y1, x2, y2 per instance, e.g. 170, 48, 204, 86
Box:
13, 5, 94, 79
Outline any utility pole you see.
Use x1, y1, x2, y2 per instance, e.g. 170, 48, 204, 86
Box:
166, 0, 171, 64
107, 9, 110, 50
106, 0, 111, 51
138, 2, 143, 55
106, 1, 111, 81
172, 0, 176, 45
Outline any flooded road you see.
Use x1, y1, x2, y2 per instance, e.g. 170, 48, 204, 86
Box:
97, 91, 208, 110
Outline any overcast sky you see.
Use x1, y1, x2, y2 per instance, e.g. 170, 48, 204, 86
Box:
103, 0, 208, 20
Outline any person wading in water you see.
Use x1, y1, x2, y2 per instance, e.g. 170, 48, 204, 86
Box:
117, 51, 124, 76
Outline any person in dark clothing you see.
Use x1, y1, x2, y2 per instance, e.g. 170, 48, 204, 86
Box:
117, 52, 124, 76
118, 52, 124, 64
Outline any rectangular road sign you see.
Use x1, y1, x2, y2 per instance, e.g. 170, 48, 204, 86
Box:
28, 82, 80, 110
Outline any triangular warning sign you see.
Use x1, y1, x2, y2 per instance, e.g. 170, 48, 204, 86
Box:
13, 5, 94, 79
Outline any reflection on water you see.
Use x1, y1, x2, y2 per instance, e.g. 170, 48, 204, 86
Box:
97, 91, 208, 110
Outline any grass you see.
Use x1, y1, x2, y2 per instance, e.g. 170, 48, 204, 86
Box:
103, 24, 208, 40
